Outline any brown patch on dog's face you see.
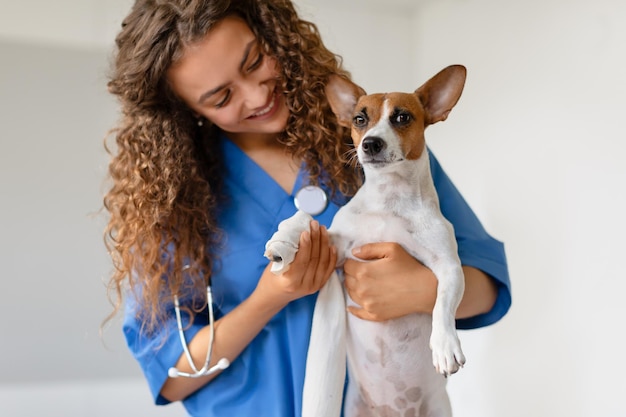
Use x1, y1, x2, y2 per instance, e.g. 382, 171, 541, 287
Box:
350, 92, 427, 160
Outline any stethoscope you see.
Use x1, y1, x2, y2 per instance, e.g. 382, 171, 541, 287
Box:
168, 284, 230, 378
168, 185, 328, 378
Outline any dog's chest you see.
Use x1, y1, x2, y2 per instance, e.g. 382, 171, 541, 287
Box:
330, 191, 429, 256
355, 209, 411, 240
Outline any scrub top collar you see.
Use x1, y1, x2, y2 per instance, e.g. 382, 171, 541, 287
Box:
220, 134, 310, 213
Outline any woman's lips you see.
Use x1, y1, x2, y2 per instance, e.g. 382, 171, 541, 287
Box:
249, 90, 279, 119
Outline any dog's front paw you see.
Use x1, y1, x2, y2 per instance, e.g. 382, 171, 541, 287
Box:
430, 330, 466, 377
264, 210, 313, 274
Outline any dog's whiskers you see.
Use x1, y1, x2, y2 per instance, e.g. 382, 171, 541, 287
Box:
343, 148, 359, 168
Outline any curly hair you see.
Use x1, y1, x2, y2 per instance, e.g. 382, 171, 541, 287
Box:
104, 0, 362, 332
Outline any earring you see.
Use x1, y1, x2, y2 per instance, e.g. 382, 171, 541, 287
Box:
197, 118, 204, 127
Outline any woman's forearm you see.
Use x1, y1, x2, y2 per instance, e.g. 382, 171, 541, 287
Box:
159, 286, 285, 402
456, 266, 498, 319
160, 222, 336, 402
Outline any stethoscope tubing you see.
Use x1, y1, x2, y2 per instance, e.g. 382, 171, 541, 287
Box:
169, 286, 229, 378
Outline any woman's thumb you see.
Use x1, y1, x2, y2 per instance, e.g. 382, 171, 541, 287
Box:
351, 242, 388, 260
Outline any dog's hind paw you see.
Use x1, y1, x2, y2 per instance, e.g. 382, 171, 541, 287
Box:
430, 332, 466, 377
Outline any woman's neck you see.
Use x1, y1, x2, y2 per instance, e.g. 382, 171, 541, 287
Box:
227, 132, 301, 194
227, 131, 279, 153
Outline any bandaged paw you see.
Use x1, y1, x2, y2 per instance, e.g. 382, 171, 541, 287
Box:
264, 210, 313, 274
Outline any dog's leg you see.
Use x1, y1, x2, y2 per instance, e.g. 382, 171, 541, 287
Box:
265, 210, 346, 417
264, 210, 313, 274
302, 270, 346, 417
429, 253, 466, 377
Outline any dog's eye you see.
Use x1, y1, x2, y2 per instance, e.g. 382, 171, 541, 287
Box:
353, 115, 367, 127
391, 111, 412, 126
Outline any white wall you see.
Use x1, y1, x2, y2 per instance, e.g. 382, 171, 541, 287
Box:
0, 0, 131, 49
1, 0, 624, 416
410, 1, 626, 417
0, 1, 182, 415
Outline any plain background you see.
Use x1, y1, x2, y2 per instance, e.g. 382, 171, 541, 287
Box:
1, 0, 625, 416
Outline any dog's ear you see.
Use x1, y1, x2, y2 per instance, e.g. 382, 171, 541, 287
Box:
415, 65, 466, 126
325, 75, 366, 128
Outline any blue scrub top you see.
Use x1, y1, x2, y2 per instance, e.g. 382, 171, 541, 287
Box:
123, 135, 511, 416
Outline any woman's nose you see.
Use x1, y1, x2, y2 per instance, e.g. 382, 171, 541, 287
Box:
241, 79, 271, 111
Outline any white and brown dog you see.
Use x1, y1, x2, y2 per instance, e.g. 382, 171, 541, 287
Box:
265, 65, 468, 417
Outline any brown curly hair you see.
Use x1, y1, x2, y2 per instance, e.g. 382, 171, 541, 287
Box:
103, 0, 362, 332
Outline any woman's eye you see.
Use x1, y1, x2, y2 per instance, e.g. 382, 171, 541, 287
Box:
247, 53, 264, 72
215, 90, 231, 108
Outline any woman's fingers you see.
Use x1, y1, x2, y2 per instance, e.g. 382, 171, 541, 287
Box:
312, 223, 337, 289
299, 221, 322, 291
308, 221, 321, 263
290, 221, 335, 292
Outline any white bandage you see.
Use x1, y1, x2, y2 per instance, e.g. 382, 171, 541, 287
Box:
264, 210, 313, 274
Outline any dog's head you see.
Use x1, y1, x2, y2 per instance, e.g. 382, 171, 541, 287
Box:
326, 65, 466, 169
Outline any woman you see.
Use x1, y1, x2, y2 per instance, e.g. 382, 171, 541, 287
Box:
104, 1, 511, 416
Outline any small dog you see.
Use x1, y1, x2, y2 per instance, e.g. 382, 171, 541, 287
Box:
265, 65, 468, 417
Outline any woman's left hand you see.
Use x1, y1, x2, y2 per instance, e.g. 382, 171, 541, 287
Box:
342, 242, 438, 321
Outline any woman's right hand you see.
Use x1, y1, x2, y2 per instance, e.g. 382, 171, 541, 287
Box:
161, 221, 336, 402
256, 220, 337, 308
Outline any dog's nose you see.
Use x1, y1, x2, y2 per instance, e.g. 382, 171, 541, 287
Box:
361, 137, 386, 156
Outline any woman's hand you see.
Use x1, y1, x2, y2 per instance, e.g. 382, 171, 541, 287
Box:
256, 220, 337, 309
343, 242, 498, 322
161, 220, 337, 403
343, 242, 437, 321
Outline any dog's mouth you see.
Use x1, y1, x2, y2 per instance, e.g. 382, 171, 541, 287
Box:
361, 158, 388, 166
359, 153, 404, 167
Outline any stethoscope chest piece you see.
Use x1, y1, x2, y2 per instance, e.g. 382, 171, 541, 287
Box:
294, 185, 328, 216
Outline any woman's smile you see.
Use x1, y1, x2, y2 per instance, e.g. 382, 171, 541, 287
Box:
248, 89, 280, 119
167, 16, 290, 138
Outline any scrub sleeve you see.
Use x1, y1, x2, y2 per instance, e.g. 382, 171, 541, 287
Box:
122, 138, 511, 416
428, 152, 511, 329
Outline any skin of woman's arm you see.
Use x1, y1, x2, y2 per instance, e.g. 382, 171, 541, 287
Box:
343, 242, 497, 321
160, 221, 336, 402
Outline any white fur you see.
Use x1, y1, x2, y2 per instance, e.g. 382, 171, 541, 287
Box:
265, 67, 466, 417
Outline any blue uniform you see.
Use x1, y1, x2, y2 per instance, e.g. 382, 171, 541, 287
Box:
123, 135, 511, 416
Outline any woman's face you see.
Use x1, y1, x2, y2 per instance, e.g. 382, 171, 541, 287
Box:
168, 16, 290, 141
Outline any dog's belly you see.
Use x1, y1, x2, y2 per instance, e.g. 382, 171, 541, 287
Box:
344, 311, 451, 417
331, 199, 456, 416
